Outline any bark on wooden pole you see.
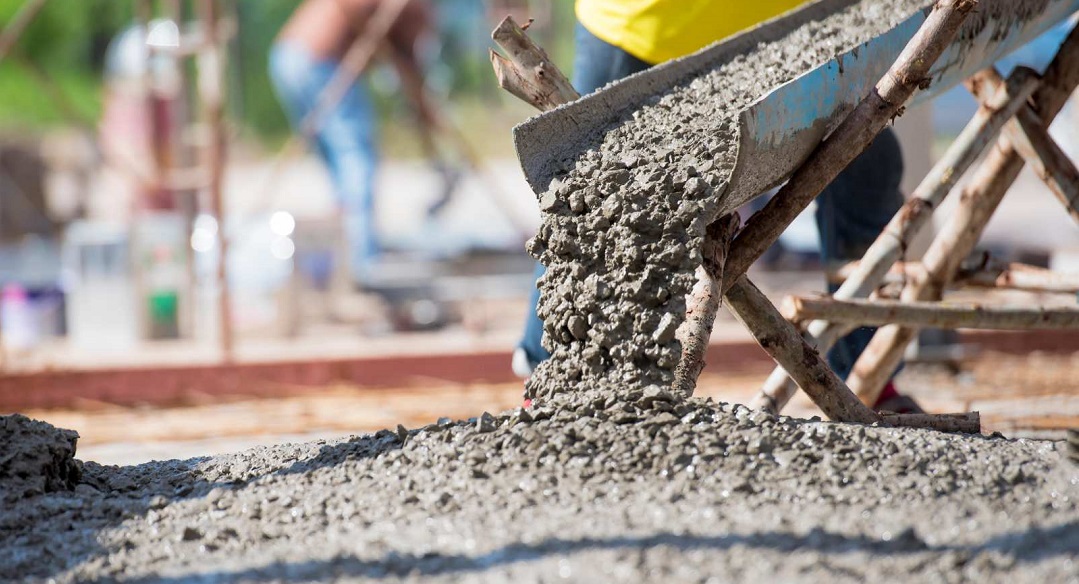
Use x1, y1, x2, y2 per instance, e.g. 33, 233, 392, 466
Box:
672, 214, 739, 398
724, 276, 882, 424
969, 68, 1079, 226
783, 296, 1079, 331
750, 64, 1038, 413
882, 412, 981, 434
721, 0, 979, 290
846, 24, 1079, 406
490, 16, 579, 111
829, 258, 1079, 294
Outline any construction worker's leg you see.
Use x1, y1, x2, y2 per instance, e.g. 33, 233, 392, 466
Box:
270, 42, 379, 285
319, 82, 379, 285
515, 23, 652, 375
268, 41, 318, 131
815, 127, 905, 380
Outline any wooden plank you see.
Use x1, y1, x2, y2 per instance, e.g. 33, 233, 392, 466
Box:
783, 296, 1079, 330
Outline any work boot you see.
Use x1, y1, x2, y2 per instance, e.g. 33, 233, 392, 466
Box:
872, 381, 925, 414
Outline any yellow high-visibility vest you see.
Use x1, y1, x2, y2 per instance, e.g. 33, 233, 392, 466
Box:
576, 0, 810, 64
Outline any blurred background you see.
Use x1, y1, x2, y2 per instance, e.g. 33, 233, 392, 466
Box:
1, 0, 1077, 464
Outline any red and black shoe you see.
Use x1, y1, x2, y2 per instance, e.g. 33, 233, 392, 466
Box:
872, 381, 925, 414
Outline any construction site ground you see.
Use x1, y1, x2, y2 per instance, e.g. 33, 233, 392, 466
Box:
16, 346, 1075, 466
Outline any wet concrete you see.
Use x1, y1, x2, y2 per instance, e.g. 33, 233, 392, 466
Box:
1, 403, 1076, 582
1, 414, 80, 504
523, 0, 930, 407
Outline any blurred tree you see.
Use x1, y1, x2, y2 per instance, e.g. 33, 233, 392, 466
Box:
0, 0, 132, 128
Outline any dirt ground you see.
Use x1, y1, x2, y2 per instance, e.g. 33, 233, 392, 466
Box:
21, 351, 1076, 466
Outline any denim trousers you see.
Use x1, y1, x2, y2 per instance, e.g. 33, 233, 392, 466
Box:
518, 24, 905, 381
269, 41, 380, 283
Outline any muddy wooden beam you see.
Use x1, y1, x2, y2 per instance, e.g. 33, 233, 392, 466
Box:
490, 16, 579, 111
882, 412, 981, 434
722, 0, 978, 289
846, 24, 1079, 406
673, 214, 739, 398
749, 64, 1038, 414
783, 296, 1079, 331
724, 276, 881, 424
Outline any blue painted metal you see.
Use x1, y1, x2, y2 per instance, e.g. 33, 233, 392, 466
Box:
729, 0, 1079, 210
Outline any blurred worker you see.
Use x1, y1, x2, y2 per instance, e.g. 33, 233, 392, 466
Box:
514, 0, 921, 413
269, 0, 434, 286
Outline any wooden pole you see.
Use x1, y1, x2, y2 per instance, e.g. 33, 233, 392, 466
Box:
197, 0, 234, 362
783, 296, 1079, 331
0, 0, 49, 67
721, 0, 978, 290
487, 6, 980, 433
750, 65, 1039, 413
882, 412, 981, 434
969, 68, 1079, 226
829, 258, 1079, 294
672, 214, 739, 398
846, 24, 1079, 406
489, 16, 579, 111
724, 276, 882, 424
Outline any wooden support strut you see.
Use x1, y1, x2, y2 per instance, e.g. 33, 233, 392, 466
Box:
0, 0, 49, 67
197, 0, 234, 362
829, 258, 1079, 295
672, 214, 740, 398
845, 23, 1079, 407
490, 16, 579, 111
783, 296, 1079, 331
968, 68, 1079, 226
725, 276, 882, 424
752, 65, 1041, 414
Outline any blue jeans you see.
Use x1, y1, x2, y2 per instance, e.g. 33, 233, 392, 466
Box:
519, 24, 905, 381
269, 42, 380, 283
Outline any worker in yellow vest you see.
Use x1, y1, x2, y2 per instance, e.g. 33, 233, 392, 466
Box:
514, 0, 922, 413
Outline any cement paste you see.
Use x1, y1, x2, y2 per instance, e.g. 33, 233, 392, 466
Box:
0, 414, 80, 504
523, 0, 933, 408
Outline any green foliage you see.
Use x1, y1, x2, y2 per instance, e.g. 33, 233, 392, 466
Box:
0, 0, 132, 129
233, 0, 294, 140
